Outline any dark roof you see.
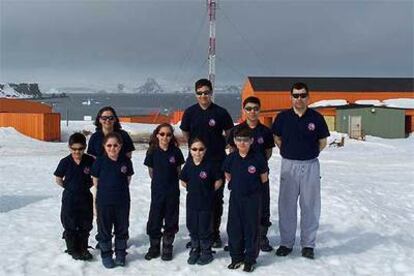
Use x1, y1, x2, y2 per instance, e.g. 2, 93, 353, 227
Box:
248, 77, 414, 92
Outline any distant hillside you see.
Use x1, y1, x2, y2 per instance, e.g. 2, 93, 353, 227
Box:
0, 83, 42, 98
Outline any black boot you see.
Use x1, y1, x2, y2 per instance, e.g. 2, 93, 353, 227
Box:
114, 239, 127, 266
144, 238, 161, 260
197, 240, 213, 265
161, 233, 175, 261
78, 235, 93, 261
187, 239, 200, 265
259, 226, 273, 252
100, 241, 114, 269
64, 234, 81, 260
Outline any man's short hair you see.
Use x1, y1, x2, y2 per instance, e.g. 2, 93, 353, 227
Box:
69, 132, 86, 146
290, 82, 309, 94
243, 96, 261, 108
234, 124, 253, 138
195, 79, 213, 91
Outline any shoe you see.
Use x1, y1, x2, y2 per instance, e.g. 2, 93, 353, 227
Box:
227, 260, 243, 269
223, 245, 229, 251
187, 248, 200, 265
78, 250, 93, 261
243, 262, 255, 272
186, 241, 192, 249
197, 252, 213, 265
78, 236, 93, 261
114, 254, 126, 266
260, 237, 273, 252
301, 247, 314, 259
212, 236, 222, 248
161, 250, 173, 261
275, 246, 293, 256
102, 256, 115, 269
144, 249, 160, 260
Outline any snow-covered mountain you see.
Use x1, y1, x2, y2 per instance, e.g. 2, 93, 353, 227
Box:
134, 78, 164, 94
0, 83, 42, 98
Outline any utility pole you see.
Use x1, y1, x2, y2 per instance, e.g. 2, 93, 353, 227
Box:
207, 0, 217, 99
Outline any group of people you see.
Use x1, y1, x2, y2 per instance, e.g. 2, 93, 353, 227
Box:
54, 79, 330, 272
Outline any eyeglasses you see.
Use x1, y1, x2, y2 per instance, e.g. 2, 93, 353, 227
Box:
234, 137, 251, 143
100, 115, 115, 121
105, 144, 120, 148
291, 93, 308, 99
244, 106, 260, 112
70, 147, 85, 152
195, 91, 211, 96
190, 147, 205, 152
158, 132, 172, 137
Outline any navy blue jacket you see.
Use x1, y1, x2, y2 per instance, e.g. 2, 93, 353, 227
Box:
87, 129, 135, 158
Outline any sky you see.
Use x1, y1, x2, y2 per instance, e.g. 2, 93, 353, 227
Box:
0, 0, 413, 89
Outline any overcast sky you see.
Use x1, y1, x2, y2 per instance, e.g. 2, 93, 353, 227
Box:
1, 0, 413, 88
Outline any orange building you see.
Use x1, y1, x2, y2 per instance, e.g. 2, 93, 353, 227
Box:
241, 77, 414, 132
0, 98, 61, 141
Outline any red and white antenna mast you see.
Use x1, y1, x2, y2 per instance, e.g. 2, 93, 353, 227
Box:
207, 0, 217, 96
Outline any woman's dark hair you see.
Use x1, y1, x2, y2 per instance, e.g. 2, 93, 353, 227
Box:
94, 106, 122, 131
147, 123, 179, 154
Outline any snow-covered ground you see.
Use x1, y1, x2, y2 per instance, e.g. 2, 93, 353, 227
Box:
0, 124, 413, 276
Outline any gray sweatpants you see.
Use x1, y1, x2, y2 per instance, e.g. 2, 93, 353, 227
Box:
278, 158, 321, 248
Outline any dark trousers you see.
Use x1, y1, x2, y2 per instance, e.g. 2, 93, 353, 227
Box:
96, 202, 130, 258
261, 181, 271, 228
61, 191, 93, 240
187, 208, 212, 247
146, 192, 179, 239
211, 161, 225, 239
227, 192, 261, 264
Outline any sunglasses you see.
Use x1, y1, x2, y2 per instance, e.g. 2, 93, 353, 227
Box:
234, 137, 251, 143
70, 147, 85, 152
190, 147, 205, 152
195, 91, 211, 96
291, 93, 308, 99
100, 115, 115, 121
158, 132, 172, 137
105, 144, 120, 148
244, 106, 260, 112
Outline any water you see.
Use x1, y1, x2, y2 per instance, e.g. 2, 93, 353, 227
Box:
38, 93, 242, 121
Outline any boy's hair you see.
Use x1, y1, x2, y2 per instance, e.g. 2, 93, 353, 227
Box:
243, 96, 261, 108
234, 124, 253, 138
290, 82, 309, 94
102, 132, 123, 146
195, 78, 213, 91
69, 132, 86, 146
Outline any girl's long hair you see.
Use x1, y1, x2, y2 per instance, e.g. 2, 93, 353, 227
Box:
147, 123, 179, 154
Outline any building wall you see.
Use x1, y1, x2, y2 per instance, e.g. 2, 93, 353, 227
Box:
0, 98, 52, 113
0, 112, 61, 141
336, 107, 405, 138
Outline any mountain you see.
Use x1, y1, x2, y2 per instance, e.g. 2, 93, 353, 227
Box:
134, 78, 164, 94
0, 83, 42, 98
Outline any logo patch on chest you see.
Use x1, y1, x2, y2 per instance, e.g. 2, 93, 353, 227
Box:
307, 122, 316, 131
199, 171, 208, 179
121, 165, 128, 174
257, 136, 264, 144
83, 167, 90, 175
208, 118, 216, 127
248, 165, 256, 174
169, 156, 176, 164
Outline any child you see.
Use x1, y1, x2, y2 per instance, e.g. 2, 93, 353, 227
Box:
144, 123, 185, 261
180, 137, 222, 265
91, 132, 134, 268
54, 132, 94, 261
223, 125, 269, 272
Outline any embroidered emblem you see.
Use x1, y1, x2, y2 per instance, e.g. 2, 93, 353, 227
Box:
169, 156, 176, 164
308, 122, 316, 131
248, 165, 256, 174
208, 119, 216, 127
83, 167, 90, 174
121, 165, 128, 174
199, 171, 208, 179
257, 137, 264, 144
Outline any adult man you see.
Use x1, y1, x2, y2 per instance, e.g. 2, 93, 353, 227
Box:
272, 82, 329, 259
227, 96, 275, 252
180, 78, 234, 248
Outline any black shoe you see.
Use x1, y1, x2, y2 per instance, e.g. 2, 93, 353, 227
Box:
227, 260, 243, 269
144, 248, 160, 260
243, 262, 255, 272
223, 245, 229, 251
301, 247, 314, 259
212, 237, 222, 248
161, 251, 173, 261
186, 241, 192, 249
78, 250, 93, 261
275, 246, 293, 256
260, 237, 273, 252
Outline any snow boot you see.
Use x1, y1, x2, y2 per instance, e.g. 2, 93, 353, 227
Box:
114, 239, 127, 266
161, 233, 175, 261
259, 226, 273, 252
144, 238, 161, 260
